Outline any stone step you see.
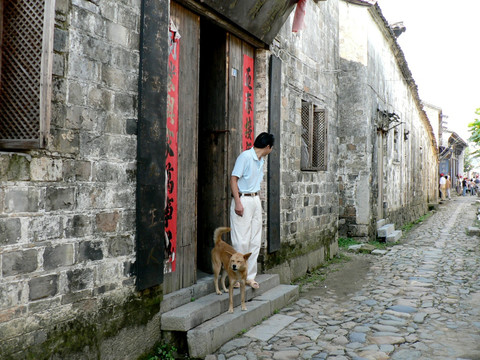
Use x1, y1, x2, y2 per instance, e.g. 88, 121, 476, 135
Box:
160, 275, 215, 314
386, 229, 402, 243
161, 274, 280, 331
377, 223, 395, 238
187, 284, 299, 358
376, 218, 386, 230
467, 226, 480, 236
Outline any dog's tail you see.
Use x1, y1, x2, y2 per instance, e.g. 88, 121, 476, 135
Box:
214, 227, 231, 245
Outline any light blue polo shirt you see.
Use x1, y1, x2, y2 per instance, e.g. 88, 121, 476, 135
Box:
232, 147, 264, 193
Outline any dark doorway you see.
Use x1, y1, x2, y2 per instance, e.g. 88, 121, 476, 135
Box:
197, 19, 256, 274
197, 21, 229, 273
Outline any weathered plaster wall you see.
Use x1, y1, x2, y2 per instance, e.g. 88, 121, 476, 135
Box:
338, 1, 438, 240
257, 0, 340, 282
337, 2, 375, 240
0, 1, 161, 358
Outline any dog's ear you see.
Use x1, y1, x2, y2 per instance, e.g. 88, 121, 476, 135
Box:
225, 249, 235, 257
244, 252, 252, 260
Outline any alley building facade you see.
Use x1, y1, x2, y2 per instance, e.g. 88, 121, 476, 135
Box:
0, 0, 437, 358
337, 2, 438, 241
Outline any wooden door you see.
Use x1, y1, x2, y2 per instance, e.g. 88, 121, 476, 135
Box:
227, 35, 255, 171
164, 2, 200, 293
197, 23, 255, 273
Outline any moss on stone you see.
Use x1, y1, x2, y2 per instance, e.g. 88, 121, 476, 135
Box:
4, 154, 31, 181
3, 287, 163, 360
263, 230, 336, 270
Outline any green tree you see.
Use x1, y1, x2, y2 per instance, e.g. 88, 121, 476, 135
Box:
464, 147, 474, 173
468, 108, 480, 157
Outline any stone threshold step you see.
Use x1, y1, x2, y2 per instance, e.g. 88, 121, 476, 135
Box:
386, 229, 402, 243
377, 223, 395, 238
376, 218, 386, 230
187, 284, 299, 358
161, 274, 280, 332
160, 275, 215, 314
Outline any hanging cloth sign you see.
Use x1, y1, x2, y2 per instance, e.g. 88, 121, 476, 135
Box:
165, 23, 180, 273
242, 54, 255, 150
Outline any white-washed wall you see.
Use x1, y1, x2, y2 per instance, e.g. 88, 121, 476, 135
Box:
338, 1, 438, 239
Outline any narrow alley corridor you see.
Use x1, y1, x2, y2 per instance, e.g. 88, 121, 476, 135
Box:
211, 196, 480, 360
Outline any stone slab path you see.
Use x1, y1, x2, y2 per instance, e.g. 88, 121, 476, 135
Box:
207, 196, 480, 360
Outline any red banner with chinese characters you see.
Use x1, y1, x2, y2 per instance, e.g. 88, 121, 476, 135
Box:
165, 30, 179, 273
242, 55, 254, 150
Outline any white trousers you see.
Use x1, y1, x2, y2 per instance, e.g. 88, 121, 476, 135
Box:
230, 196, 262, 281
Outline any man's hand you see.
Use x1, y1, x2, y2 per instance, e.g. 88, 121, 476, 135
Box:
231, 176, 243, 216
234, 201, 244, 217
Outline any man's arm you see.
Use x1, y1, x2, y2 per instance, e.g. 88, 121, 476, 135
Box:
230, 176, 244, 217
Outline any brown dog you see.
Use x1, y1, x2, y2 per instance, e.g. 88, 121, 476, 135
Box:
211, 227, 251, 313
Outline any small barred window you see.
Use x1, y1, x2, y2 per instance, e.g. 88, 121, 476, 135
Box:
301, 100, 327, 171
0, 0, 55, 149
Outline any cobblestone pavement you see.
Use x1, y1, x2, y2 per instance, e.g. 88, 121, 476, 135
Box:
209, 196, 480, 360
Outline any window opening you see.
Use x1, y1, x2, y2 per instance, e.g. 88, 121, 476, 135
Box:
301, 100, 327, 171
394, 128, 399, 161
0, 0, 55, 149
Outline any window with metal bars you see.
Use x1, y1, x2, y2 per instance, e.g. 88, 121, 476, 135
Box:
301, 100, 327, 171
0, 0, 55, 150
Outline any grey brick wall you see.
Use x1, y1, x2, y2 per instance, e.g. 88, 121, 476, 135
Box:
259, 0, 340, 282
0, 0, 440, 358
0, 0, 147, 358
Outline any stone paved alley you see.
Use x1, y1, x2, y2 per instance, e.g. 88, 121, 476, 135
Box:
209, 196, 480, 360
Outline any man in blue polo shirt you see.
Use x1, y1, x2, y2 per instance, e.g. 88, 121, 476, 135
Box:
230, 132, 274, 289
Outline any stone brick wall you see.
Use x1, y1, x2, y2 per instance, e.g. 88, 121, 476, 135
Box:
0, 0, 442, 357
259, 0, 340, 282
0, 1, 161, 358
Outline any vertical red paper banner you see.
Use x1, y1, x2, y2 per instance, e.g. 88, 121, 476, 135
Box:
242, 55, 254, 150
165, 30, 179, 273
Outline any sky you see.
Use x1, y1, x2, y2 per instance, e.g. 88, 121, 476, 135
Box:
377, 0, 480, 142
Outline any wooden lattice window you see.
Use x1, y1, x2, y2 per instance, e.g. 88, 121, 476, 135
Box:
301, 100, 327, 171
0, 0, 55, 149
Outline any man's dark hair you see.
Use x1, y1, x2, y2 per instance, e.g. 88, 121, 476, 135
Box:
254, 132, 275, 148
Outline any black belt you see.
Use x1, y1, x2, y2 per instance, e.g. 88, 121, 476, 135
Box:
232, 192, 258, 197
